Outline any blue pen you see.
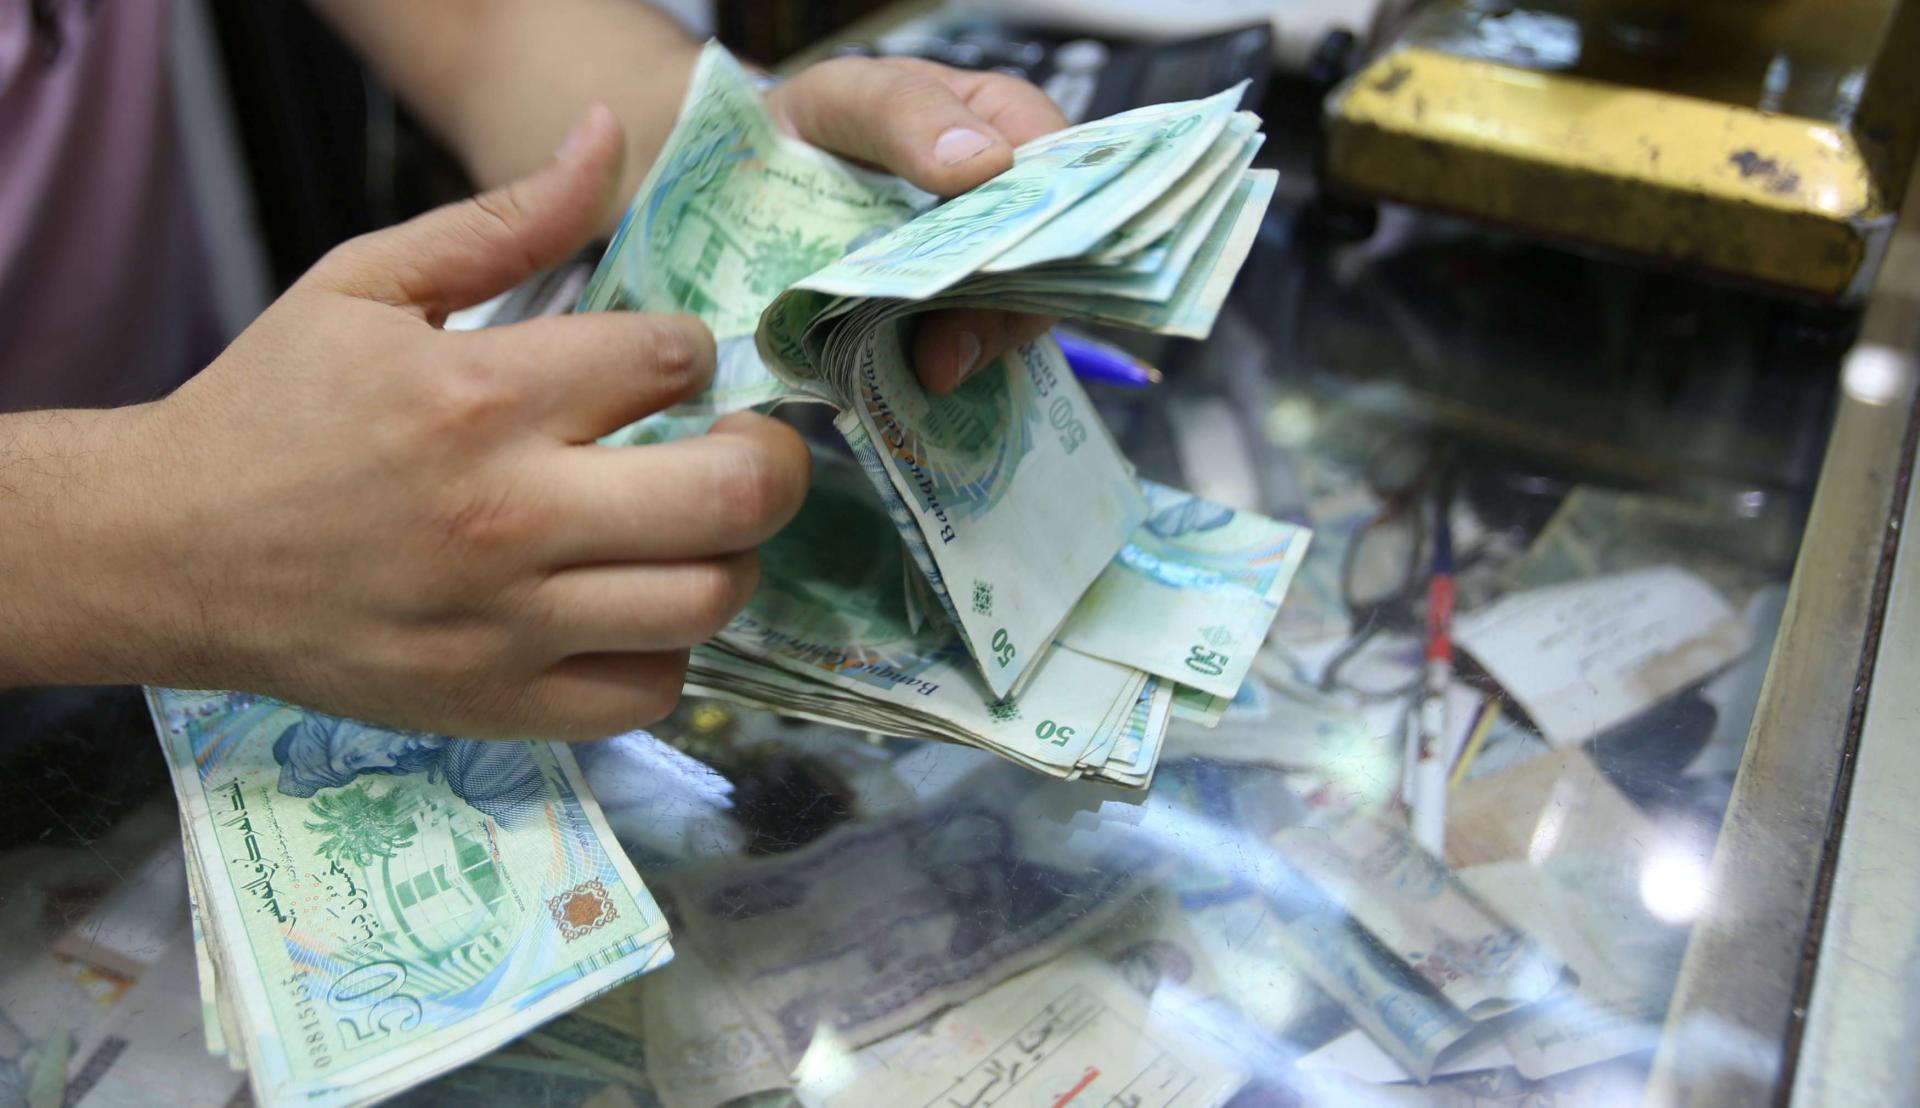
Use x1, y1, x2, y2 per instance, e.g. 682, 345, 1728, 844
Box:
1054, 327, 1163, 388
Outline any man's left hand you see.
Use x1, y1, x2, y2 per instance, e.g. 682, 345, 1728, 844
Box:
766, 57, 1067, 395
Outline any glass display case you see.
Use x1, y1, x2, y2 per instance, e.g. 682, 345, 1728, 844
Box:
4, 9, 1918, 1108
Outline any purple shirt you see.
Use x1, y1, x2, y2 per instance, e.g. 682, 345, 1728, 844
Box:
0, 0, 220, 412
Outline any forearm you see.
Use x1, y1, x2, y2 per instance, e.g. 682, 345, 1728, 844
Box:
0, 406, 195, 688
311, 0, 699, 202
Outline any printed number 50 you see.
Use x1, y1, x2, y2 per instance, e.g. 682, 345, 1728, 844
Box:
1035, 720, 1076, 746
992, 628, 1016, 667
331, 961, 423, 1046
1185, 646, 1229, 677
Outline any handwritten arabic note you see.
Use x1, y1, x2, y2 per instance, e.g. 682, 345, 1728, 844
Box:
1455, 566, 1751, 747
794, 956, 1248, 1108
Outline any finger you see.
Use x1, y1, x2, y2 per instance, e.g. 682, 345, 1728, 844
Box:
772, 57, 1016, 197
885, 58, 1069, 149
545, 411, 811, 564
477, 312, 716, 441
913, 309, 1058, 394
525, 552, 758, 655
312, 103, 626, 323
515, 651, 691, 740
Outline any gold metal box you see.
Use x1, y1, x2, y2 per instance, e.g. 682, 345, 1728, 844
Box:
1325, 0, 1920, 301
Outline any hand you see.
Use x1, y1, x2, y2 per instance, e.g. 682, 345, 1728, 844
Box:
766, 57, 1067, 394
85, 107, 809, 739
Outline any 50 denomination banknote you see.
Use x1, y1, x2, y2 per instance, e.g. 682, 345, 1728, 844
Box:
149, 689, 674, 1107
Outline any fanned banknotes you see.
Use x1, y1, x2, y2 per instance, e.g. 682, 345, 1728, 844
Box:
581, 43, 1305, 782
149, 689, 674, 1107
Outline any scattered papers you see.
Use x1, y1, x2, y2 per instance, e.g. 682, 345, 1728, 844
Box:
1457, 566, 1751, 747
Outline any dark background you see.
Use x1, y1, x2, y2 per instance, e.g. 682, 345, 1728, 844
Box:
205, 0, 894, 289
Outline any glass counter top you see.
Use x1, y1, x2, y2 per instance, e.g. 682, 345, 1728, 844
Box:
3, 114, 1916, 1108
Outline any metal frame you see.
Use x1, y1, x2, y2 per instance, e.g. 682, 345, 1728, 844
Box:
1648, 162, 1920, 1105
1789, 338, 1920, 1104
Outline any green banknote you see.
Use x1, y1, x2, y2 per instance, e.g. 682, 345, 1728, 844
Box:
791, 85, 1243, 298
578, 43, 930, 419
820, 320, 1148, 699
986, 168, 1279, 339
1085, 112, 1262, 264
1060, 480, 1312, 699
1042, 125, 1266, 300
573, 42, 1295, 780
149, 689, 673, 1107
688, 447, 1153, 782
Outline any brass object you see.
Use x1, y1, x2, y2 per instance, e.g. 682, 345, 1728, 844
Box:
1325, 0, 1920, 301
686, 701, 737, 737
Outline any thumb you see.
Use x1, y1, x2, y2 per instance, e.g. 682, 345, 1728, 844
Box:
773, 58, 1014, 197
316, 103, 626, 324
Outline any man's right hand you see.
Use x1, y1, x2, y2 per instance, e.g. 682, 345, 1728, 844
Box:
11, 105, 808, 739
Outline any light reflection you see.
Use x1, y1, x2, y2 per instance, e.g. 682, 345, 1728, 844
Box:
1639, 846, 1711, 923
1841, 344, 1912, 407
1526, 772, 1582, 864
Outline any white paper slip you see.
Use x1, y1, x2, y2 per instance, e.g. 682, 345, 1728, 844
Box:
1455, 565, 1752, 747
794, 956, 1249, 1108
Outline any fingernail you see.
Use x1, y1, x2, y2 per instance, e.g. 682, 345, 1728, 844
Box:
555, 103, 610, 163
934, 126, 994, 166
952, 331, 983, 385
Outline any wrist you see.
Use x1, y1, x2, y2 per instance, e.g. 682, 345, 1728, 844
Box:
0, 404, 212, 688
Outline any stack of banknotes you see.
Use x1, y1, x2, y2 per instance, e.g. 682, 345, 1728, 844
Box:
143, 41, 1302, 1104
581, 42, 1308, 787
149, 688, 675, 1107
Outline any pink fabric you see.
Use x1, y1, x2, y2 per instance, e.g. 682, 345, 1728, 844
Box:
0, 0, 220, 412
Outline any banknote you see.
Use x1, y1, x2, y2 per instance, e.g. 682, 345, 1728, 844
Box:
1271, 909, 1484, 1083
791, 85, 1244, 298
1461, 854, 1685, 1080
818, 324, 1149, 698
637, 773, 1164, 1104
1060, 479, 1312, 699
148, 689, 675, 1107
1273, 815, 1566, 1021
574, 41, 1289, 771
688, 446, 1155, 781
978, 87, 1246, 273
982, 169, 1278, 340
1260, 815, 1573, 1082
1029, 120, 1263, 294
1085, 112, 1263, 264
578, 42, 929, 420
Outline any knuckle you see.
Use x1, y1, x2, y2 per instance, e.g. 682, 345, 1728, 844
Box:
713, 443, 783, 532
433, 484, 546, 558
312, 233, 407, 301
886, 72, 954, 115
633, 654, 690, 724
419, 350, 516, 433
711, 432, 807, 535
438, 622, 520, 680
644, 316, 715, 392
468, 186, 529, 244
680, 556, 755, 637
